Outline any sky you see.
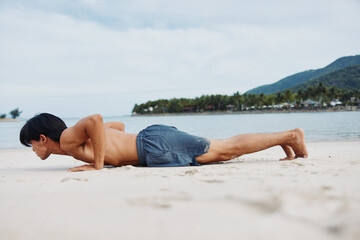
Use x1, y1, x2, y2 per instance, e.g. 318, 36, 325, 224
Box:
1, 0, 360, 118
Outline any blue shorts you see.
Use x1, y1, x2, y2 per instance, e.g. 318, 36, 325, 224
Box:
136, 125, 210, 167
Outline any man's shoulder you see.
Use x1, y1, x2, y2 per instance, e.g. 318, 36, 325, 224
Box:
59, 128, 73, 147
60, 126, 83, 146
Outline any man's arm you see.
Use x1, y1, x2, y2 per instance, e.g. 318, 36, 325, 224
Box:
61, 114, 106, 171
104, 122, 125, 131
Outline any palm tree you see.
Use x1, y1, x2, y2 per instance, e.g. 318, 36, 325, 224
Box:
284, 90, 294, 106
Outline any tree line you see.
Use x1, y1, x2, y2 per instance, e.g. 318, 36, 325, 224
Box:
0, 108, 22, 119
132, 83, 360, 114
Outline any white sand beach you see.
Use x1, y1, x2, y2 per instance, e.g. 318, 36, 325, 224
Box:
0, 141, 359, 240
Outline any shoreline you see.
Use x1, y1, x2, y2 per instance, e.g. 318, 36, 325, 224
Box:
0, 118, 20, 122
132, 106, 359, 117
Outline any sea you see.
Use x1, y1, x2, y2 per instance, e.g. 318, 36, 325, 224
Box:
1, 111, 360, 149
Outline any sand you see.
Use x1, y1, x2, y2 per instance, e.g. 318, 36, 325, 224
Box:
0, 141, 359, 240
0, 118, 20, 122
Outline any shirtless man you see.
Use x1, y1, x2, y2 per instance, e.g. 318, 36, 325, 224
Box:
20, 113, 308, 172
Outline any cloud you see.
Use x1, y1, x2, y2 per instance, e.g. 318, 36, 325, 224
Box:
0, 0, 360, 117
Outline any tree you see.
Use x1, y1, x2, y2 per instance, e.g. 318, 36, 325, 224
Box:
258, 93, 265, 108
284, 90, 294, 104
263, 94, 275, 108
0, 113, 6, 119
168, 99, 181, 113
295, 89, 304, 107
9, 108, 22, 119
275, 92, 285, 104
329, 86, 338, 100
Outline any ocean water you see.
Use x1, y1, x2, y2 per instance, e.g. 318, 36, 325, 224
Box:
1, 111, 360, 149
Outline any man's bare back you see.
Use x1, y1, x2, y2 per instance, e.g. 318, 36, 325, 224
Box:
66, 128, 139, 167
20, 113, 308, 172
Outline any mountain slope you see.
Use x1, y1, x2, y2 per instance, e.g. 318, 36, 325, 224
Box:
246, 55, 360, 94
289, 65, 360, 92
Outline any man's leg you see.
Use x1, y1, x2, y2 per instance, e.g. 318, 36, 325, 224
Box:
196, 128, 308, 164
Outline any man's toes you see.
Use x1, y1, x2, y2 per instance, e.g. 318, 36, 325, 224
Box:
280, 156, 295, 161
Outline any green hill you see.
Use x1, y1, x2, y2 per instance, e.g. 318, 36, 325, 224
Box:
289, 65, 360, 92
246, 54, 360, 94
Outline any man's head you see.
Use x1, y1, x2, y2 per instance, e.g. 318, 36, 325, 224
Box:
20, 113, 67, 159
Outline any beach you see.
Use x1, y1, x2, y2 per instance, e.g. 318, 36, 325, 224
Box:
0, 119, 20, 122
0, 141, 359, 240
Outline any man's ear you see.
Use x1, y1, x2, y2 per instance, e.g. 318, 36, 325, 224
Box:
39, 134, 48, 144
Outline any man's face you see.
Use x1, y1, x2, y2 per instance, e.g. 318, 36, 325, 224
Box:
30, 138, 50, 160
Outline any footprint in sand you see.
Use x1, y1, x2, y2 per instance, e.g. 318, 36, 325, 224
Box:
127, 192, 191, 209
179, 169, 199, 176
290, 161, 305, 167
321, 185, 333, 191
127, 198, 171, 209
226, 195, 282, 213
61, 177, 88, 182
200, 179, 224, 184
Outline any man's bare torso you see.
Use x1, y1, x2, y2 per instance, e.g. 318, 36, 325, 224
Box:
61, 127, 140, 167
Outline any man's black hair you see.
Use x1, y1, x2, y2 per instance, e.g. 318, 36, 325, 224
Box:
20, 113, 67, 147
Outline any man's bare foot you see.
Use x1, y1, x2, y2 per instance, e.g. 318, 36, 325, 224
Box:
280, 145, 295, 161
288, 128, 309, 159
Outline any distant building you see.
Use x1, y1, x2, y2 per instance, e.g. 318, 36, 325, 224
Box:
301, 99, 320, 108
330, 99, 342, 107
205, 105, 216, 111
182, 106, 193, 112
227, 104, 235, 111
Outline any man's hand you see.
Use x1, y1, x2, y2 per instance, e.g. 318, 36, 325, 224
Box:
67, 163, 99, 172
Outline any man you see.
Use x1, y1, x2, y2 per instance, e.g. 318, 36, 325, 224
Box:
20, 113, 308, 172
